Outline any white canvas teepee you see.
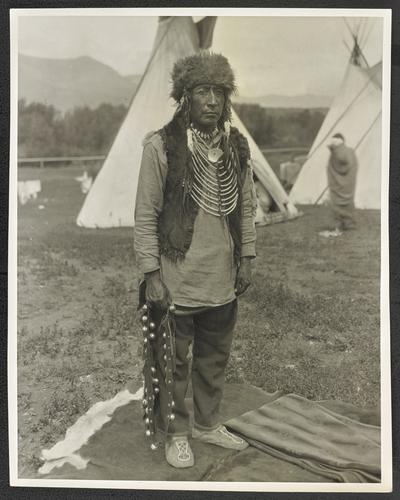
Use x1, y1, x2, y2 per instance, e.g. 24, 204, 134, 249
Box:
289, 31, 382, 209
77, 16, 297, 228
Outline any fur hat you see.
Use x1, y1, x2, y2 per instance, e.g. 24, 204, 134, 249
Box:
170, 52, 236, 102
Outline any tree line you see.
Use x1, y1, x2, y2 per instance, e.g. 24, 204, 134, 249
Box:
18, 100, 128, 158
18, 99, 327, 158
233, 103, 327, 148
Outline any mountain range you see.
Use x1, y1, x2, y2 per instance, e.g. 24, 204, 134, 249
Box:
18, 54, 332, 112
18, 54, 141, 112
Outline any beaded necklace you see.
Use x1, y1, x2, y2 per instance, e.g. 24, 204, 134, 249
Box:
188, 126, 238, 217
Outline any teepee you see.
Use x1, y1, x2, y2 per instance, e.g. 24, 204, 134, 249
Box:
77, 16, 297, 228
289, 21, 382, 209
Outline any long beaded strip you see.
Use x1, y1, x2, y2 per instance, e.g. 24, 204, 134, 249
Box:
140, 303, 176, 450
189, 128, 239, 217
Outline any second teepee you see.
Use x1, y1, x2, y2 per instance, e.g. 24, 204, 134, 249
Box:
289, 23, 382, 210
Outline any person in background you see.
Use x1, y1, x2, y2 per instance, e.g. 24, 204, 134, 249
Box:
134, 52, 257, 469
327, 133, 358, 231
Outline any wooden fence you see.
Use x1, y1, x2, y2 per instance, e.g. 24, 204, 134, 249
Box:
18, 155, 106, 168
260, 147, 309, 155
18, 148, 309, 169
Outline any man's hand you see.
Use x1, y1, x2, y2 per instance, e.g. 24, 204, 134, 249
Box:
235, 257, 252, 296
145, 270, 172, 311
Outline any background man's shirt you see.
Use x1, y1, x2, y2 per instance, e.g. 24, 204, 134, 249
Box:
327, 144, 358, 206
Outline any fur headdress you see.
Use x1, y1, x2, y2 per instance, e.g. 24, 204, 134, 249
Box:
170, 52, 236, 125
171, 52, 236, 101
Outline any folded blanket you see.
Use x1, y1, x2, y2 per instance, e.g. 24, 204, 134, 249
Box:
226, 393, 380, 483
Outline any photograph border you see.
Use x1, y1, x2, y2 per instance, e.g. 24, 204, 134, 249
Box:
8, 6, 393, 493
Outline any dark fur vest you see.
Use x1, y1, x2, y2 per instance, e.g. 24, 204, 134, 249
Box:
158, 114, 250, 263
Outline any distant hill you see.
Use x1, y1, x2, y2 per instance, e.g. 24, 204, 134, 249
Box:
234, 94, 333, 109
18, 54, 141, 112
18, 54, 332, 112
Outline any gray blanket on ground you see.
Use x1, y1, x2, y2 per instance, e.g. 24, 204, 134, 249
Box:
226, 393, 380, 483
37, 384, 380, 483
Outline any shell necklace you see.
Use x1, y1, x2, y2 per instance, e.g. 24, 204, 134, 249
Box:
188, 126, 238, 217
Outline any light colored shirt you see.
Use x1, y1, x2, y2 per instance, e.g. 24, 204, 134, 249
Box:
134, 132, 257, 307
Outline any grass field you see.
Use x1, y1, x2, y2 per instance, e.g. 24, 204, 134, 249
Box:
17, 166, 381, 478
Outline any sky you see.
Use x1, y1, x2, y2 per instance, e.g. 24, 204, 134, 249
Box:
18, 14, 384, 98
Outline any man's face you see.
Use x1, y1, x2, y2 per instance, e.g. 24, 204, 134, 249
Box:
190, 84, 225, 131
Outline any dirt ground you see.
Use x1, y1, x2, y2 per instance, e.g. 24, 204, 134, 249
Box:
16, 166, 381, 478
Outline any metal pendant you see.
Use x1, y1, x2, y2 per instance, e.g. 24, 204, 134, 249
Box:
208, 147, 223, 163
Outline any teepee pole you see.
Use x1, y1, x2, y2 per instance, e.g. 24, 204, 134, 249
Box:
343, 39, 352, 55
359, 19, 375, 49
343, 17, 370, 68
314, 186, 328, 206
354, 110, 382, 150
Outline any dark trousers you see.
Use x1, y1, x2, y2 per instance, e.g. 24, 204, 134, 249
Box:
156, 300, 237, 436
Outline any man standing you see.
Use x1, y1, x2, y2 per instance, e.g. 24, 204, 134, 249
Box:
327, 133, 359, 231
134, 52, 257, 468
